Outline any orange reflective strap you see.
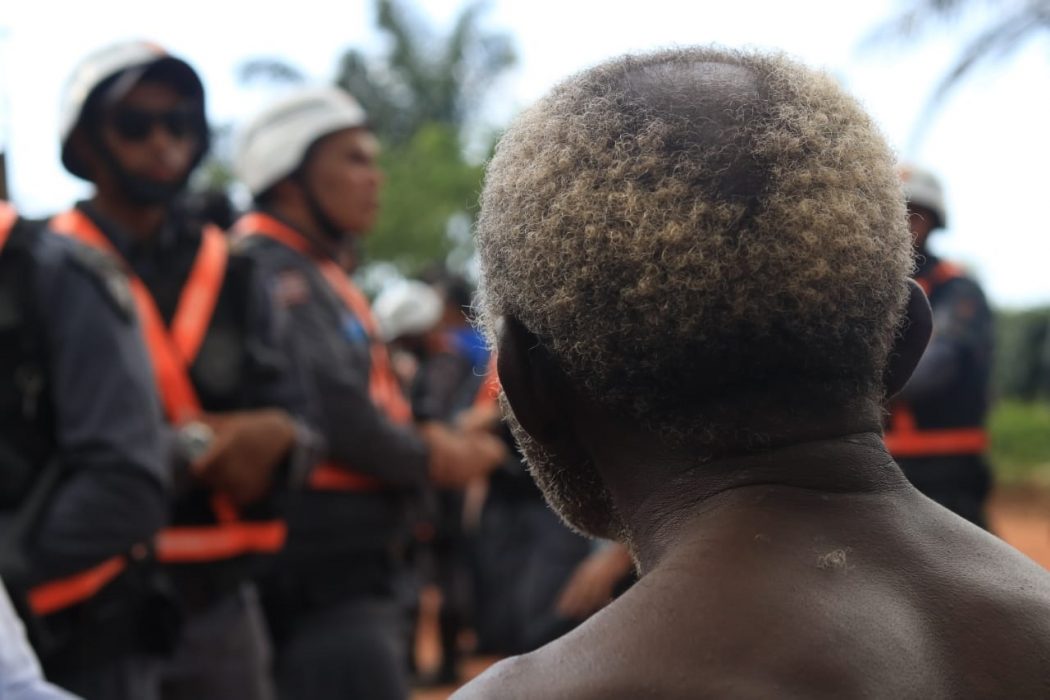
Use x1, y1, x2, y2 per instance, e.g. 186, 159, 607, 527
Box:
884, 403, 988, 458
170, 225, 229, 364
134, 281, 203, 423
232, 212, 311, 255
0, 201, 16, 250
916, 261, 964, 297
474, 355, 500, 410
308, 462, 384, 492
49, 210, 204, 423
890, 260, 986, 458
155, 520, 287, 563
316, 261, 412, 425
51, 211, 273, 561
884, 429, 988, 458
27, 556, 127, 616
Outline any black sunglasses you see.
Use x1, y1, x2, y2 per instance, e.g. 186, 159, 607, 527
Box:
108, 105, 200, 142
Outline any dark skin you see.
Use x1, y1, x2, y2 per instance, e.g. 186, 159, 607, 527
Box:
456, 278, 1050, 697
73, 80, 295, 506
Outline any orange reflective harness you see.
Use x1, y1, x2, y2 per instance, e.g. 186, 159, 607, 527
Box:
233, 213, 411, 492
884, 260, 989, 458
50, 210, 285, 569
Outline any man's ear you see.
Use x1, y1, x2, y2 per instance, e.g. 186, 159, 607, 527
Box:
883, 279, 933, 398
495, 314, 571, 444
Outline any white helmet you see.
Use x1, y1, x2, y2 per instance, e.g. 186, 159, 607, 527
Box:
372, 280, 444, 342
60, 40, 206, 180
899, 163, 947, 229
235, 87, 368, 197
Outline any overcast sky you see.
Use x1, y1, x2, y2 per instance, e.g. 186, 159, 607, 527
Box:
1, 0, 1048, 308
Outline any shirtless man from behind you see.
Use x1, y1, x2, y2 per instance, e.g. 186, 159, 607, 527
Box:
455, 47, 1050, 698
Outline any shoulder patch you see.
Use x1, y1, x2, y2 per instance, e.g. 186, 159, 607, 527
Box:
272, 269, 312, 308
66, 241, 136, 322
341, 312, 369, 344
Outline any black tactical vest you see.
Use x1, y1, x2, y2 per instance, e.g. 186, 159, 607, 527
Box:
0, 223, 55, 510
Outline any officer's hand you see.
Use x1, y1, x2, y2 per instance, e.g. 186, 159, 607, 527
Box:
191, 409, 296, 506
555, 544, 634, 620
455, 403, 502, 434
419, 422, 507, 488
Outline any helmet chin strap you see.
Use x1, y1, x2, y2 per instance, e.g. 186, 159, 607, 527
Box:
295, 171, 347, 244
87, 124, 201, 208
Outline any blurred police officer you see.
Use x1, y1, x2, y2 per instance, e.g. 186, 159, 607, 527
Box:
1, 200, 168, 697
48, 42, 318, 699
886, 165, 994, 527
233, 87, 505, 700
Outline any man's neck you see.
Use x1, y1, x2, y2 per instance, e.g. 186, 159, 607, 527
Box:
594, 429, 905, 574
89, 192, 167, 242
265, 205, 342, 260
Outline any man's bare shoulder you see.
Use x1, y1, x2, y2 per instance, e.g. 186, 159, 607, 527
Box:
452, 581, 820, 700
451, 605, 670, 700
452, 622, 819, 700
451, 652, 560, 700
456, 503, 1050, 699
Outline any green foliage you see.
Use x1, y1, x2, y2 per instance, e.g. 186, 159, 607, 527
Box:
363, 122, 484, 271
989, 308, 1050, 483
341, 0, 513, 270
989, 400, 1050, 484
993, 306, 1050, 401
189, 124, 236, 193
975, 310, 1050, 484
335, 0, 516, 146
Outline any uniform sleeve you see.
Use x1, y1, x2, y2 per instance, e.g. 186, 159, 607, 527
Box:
265, 263, 429, 488
29, 236, 169, 578
900, 276, 993, 403
237, 257, 324, 487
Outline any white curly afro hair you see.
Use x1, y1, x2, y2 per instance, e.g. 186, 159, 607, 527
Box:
476, 47, 911, 447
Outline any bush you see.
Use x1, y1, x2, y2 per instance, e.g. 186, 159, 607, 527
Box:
989, 400, 1050, 484
993, 308, 1050, 401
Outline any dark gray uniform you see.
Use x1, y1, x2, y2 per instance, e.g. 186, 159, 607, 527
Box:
57, 202, 318, 700
236, 211, 428, 700
889, 254, 994, 527
0, 210, 169, 698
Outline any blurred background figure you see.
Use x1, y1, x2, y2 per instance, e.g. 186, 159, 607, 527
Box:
375, 275, 478, 686
49, 41, 316, 700
1, 198, 168, 699
885, 164, 994, 527
233, 86, 505, 700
